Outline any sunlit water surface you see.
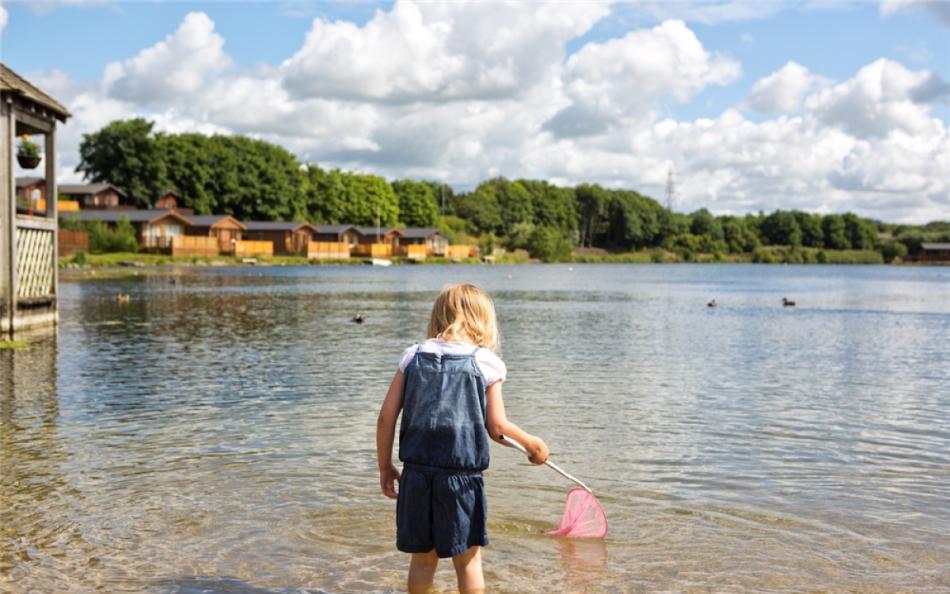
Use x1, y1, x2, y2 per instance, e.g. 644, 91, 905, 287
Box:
2, 264, 949, 593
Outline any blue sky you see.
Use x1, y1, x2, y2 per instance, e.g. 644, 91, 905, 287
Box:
1, 0, 948, 222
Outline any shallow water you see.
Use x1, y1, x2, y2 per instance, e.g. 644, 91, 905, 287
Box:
2, 264, 949, 593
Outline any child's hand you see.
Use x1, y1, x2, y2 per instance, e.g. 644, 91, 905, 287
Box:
527, 437, 549, 465
379, 464, 400, 499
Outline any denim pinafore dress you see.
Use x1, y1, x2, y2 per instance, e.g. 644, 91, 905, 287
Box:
396, 347, 491, 558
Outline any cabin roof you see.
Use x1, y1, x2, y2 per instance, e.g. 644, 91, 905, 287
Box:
15, 176, 45, 189
60, 209, 192, 225
313, 224, 358, 234
399, 227, 442, 239
59, 182, 127, 198
243, 221, 318, 233
186, 214, 247, 230
0, 63, 71, 121
921, 242, 950, 250
354, 226, 403, 237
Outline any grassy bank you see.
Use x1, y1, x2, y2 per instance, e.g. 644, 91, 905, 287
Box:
60, 246, 889, 272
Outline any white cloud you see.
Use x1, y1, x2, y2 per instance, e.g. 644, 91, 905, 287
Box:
805, 58, 945, 137
25, 8, 950, 224
880, 0, 950, 26
280, 0, 609, 103
104, 12, 231, 106
628, 1, 788, 25
0, 4, 8, 32
747, 61, 830, 113
546, 19, 741, 137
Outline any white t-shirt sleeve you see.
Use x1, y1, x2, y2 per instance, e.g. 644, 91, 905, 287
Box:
398, 344, 420, 372
476, 350, 507, 386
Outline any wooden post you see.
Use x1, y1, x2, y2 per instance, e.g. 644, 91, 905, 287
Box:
45, 126, 58, 316
1, 98, 13, 335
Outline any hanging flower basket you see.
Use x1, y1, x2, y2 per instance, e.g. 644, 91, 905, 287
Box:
17, 154, 42, 169
17, 135, 42, 169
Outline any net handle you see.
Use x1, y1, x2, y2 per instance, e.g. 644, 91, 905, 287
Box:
500, 435, 593, 493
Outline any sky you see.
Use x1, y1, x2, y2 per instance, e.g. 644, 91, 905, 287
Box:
1, 0, 948, 223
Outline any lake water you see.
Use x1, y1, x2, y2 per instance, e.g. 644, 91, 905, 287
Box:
2, 264, 948, 593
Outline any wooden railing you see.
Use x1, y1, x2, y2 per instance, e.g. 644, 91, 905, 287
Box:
234, 240, 273, 257
446, 245, 476, 258
308, 241, 350, 259
352, 243, 393, 258
398, 245, 428, 260
172, 235, 219, 256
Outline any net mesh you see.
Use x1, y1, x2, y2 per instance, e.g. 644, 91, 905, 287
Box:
545, 487, 608, 538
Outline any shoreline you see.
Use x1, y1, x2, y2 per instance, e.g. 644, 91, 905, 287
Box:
56, 249, 945, 281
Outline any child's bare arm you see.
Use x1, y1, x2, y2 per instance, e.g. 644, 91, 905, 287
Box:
376, 370, 404, 498
485, 381, 549, 464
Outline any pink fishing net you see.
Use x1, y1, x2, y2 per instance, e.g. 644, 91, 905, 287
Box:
546, 487, 608, 538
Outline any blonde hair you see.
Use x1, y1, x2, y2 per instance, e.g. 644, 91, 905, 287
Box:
427, 284, 499, 351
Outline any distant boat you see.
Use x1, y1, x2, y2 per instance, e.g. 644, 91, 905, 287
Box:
369, 258, 392, 267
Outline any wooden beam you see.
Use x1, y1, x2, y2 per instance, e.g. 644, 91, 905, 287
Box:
12, 107, 54, 134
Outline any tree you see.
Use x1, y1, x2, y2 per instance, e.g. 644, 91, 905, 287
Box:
794, 211, 824, 247
454, 183, 503, 234
76, 118, 167, 208
526, 225, 573, 262
843, 213, 877, 250
822, 214, 850, 249
721, 217, 760, 253
689, 208, 724, 241
575, 184, 608, 247
392, 179, 439, 227
760, 210, 802, 246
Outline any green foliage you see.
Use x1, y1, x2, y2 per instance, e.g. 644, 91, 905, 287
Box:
305, 166, 398, 226
721, 217, 760, 253
519, 180, 578, 237
454, 183, 503, 234
87, 217, 139, 253
437, 215, 476, 244
575, 183, 608, 247
843, 213, 878, 250
822, 214, 850, 249
760, 210, 802, 246
18, 135, 41, 158
880, 239, 908, 262
794, 212, 824, 247
690, 209, 724, 241
525, 226, 573, 262
392, 179, 439, 227
77, 119, 167, 208
71, 250, 87, 265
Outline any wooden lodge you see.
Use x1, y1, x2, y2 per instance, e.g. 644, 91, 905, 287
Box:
61, 209, 193, 250
243, 221, 319, 255
184, 215, 246, 254
352, 226, 402, 258
916, 243, 950, 263
312, 224, 360, 246
398, 227, 448, 259
59, 182, 126, 210
155, 190, 181, 210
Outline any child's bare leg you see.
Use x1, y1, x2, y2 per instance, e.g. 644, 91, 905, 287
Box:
408, 549, 439, 593
451, 546, 484, 594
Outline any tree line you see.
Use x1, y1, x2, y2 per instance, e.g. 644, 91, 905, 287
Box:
75, 119, 948, 261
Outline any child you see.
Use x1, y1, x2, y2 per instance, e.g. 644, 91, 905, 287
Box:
377, 283, 549, 594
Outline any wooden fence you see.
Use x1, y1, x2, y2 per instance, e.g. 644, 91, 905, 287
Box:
446, 245, 477, 258
308, 241, 350, 259
352, 243, 393, 258
172, 235, 219, 257
234, 240, 273, 257
399, 245, 428, 260
58, 229, 88, 257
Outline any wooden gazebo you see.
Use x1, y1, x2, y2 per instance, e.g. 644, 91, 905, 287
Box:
1, 64, 71, 336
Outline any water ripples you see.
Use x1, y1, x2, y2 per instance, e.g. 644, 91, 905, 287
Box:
1, 264, 948, 592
